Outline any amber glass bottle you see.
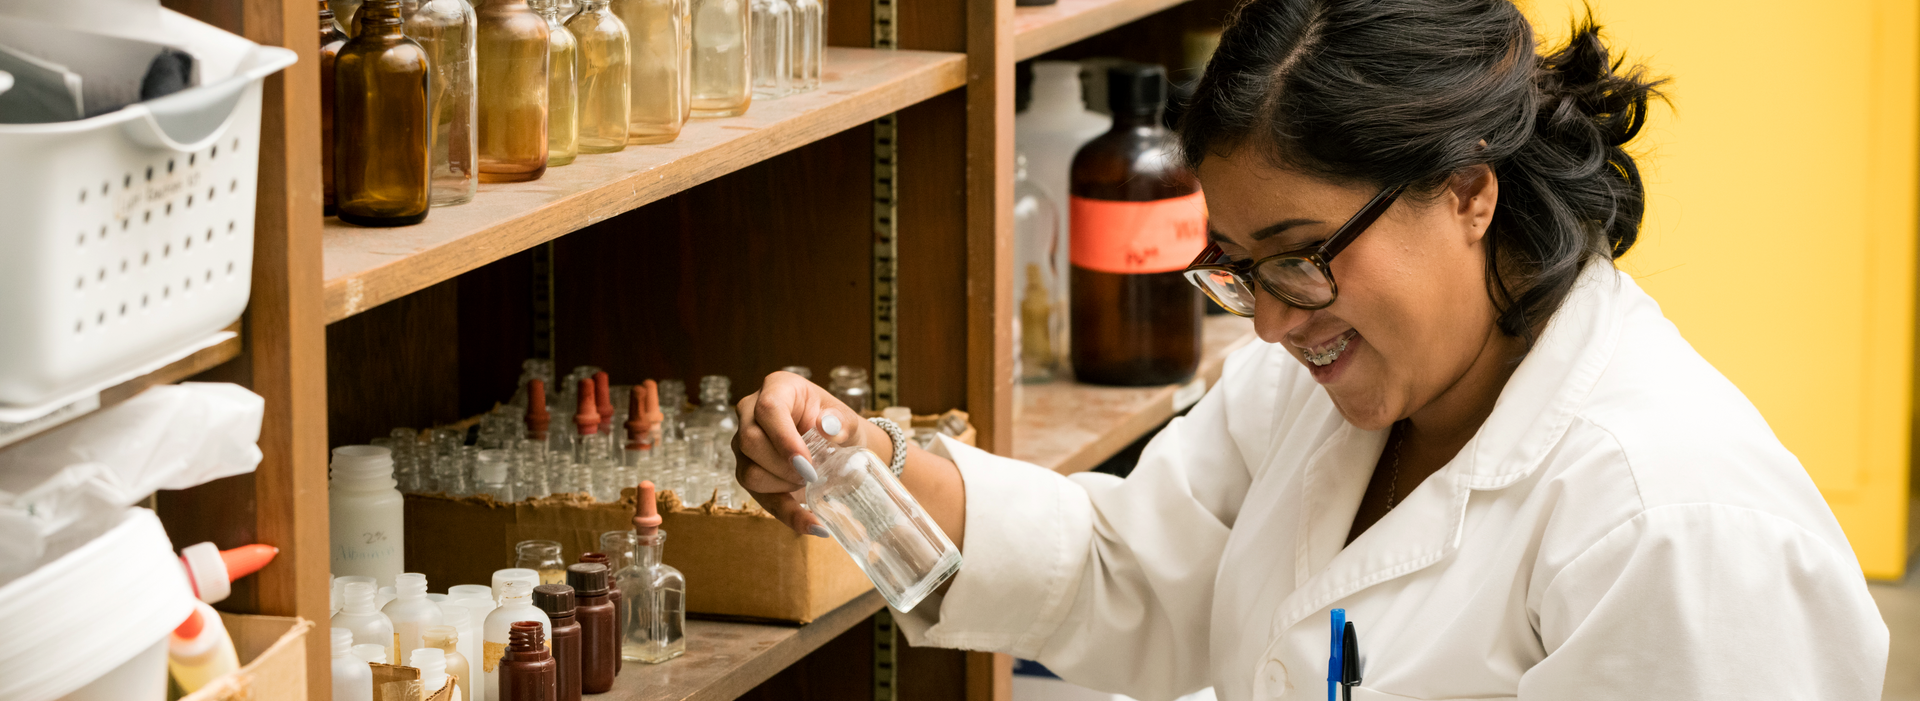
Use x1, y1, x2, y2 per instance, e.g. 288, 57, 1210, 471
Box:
612, 0, 689, 143
567, 0, 630, 153
334, 0, 432, 227
534, 0, 579, 166
1068, 63, 1205, 386
319, 0, 349, 216
477, 0, 550, 182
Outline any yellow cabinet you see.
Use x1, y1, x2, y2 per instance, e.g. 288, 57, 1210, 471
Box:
1521, 0, 1916, 578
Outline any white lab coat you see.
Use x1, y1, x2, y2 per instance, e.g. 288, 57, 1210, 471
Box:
898, 265, 1889, 700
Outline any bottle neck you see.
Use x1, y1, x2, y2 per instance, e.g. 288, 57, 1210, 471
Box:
357, 0, 404, 33
636, 532, 665, 567
1111, 109, 1163, 130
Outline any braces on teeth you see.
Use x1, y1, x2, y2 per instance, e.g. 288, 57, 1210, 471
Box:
1304, 333, 1354, 367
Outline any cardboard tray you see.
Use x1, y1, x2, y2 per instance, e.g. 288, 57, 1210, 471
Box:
179, 614, 313, 701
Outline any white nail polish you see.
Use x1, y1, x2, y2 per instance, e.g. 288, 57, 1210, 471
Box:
821, 412, 842, 437
791, 455, 820, 484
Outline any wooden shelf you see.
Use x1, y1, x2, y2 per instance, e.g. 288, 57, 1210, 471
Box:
1012, 314, 1257, 474
321, 47, 967, 324
1014, 0, 1194, 61
603, 590, 885, 701
0, 325, 243, 450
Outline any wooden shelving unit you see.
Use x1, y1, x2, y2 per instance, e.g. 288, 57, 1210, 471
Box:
1013, 0, 1197, 60
1014, 315, 1256, 474
604, 592, 887, 701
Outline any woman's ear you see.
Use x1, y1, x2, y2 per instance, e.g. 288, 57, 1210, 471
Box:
1449, 163, 1498, 244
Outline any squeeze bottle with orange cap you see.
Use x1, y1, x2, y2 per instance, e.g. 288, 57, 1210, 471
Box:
169, 542, 277, 691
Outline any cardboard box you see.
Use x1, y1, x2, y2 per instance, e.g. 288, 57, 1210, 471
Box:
179, 614, 313, 701
371, 663, 455, 701
402, 411, 972, 624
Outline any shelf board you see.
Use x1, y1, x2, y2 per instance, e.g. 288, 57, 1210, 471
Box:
1013, 314, 1257, 474
322, 47, 967, 324
603, 590, 885, 701
1014, 0, 1193, 61
0, 324, 243, 450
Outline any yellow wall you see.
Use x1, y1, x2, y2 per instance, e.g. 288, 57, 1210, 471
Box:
1520, 0, 1917, 579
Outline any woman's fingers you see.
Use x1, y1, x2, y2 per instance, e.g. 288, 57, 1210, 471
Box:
750, 488, 824, 537
738, 372, 824, 483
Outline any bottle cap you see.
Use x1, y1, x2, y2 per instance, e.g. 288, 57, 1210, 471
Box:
329, 445, 395, 482
180, 542, 278, 604
527, 379, 550, 439
576, 379, 600, 435
491, 568, 540, 601
499, 579, 533, 604
579, 552, 610, 569
594, 372, 614, 429
1107, 63, 1168, 116
634, 481, 662, 536
566, 562, 609, 595
533, 583, 576, 616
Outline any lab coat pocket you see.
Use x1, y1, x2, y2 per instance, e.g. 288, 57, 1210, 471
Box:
1348, 687, 1515, 701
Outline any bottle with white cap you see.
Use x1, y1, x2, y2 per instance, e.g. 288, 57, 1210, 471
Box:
332, 581, 397, 664
383, 573, 445, 666
483, 579, 552, 701
329, 445, 406, 587
411, 647, 459, 701
333, 627, 375, 701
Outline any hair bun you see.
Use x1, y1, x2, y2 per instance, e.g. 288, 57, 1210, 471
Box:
1535, 20, 1661, 147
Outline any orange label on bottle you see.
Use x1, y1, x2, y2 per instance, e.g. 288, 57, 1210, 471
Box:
1070, 192, 1208, 274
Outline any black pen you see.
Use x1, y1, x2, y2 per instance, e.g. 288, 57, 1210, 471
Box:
1341, 620, 1360, 701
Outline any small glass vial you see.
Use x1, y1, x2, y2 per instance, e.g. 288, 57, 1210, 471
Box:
618, 482, 686, 663
828, 366, 872, 414
475, 449, 514, 502
477, 0, 550, 182
656, 379, 687, 441
515, 539, 568, 584
408, 0, 479, 206
684, 375, 739, 501
612, 0, 689, 143
1014, 152, 1064, 383
319, 0, 349, 216
780, 365, 812, 380
683, 426, 718, 504
788, 0, 820, 92
803, 413, 961, 611
567, 0, 630, 152
335, 0, 432, 227
329, 446, 405, 587
689, 0, 750, 117
535, 0, 580, 166
748, 0, 790, 99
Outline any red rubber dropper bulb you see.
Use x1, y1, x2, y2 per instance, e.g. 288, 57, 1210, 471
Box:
634, 481, 662, 537
527, 378, 550, 440
576, 379, 600, 436
624, 383, 647, 451
594, 372, 614, 434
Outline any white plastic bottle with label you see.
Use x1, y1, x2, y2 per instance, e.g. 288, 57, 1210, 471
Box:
1016, 60, 1111, 290
382, 573, 445, 667
332, 627, 374, 701
329, 445, 405, 588
482, 580, 552, 701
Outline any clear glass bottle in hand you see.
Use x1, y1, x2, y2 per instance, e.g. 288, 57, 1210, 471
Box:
803, 413, 961, 611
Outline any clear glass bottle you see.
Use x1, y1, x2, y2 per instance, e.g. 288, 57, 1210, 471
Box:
788, 0, 820, 92
474, 449, 514, 501
618, 481, 686, 663
1016, 60, 1111, 287
477, 0, 550, 182
1013, 152, 1063, 384
534, 0, 580, 166
682, 426, 717, 504
689, 0, 749, 117
408, 0, 479, 206
567, 0, 630, 153
320, 1, 349, 217
803, 413, 961, 611
779, 365, 812, 380
335, 0, 432, 227
827, 366, 871, 414
656, 379, 687, 442
748, 0, 789, 99
515, 540, 568, 584
684, 375, 740, 505
612, 0, 689, 143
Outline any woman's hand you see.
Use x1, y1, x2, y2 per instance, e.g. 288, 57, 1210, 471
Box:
734, 371, 849, 536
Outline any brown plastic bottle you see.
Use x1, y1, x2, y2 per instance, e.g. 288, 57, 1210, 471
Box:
1068, 63, 1206, 386
318, 0, 348, 216
333, 0, 431, 227
577, 552, 622, 675
567, 563, 617, 692
500, 620, 557, 701
533, 584, 582, 701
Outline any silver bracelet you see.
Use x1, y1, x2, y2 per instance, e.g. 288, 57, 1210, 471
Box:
868, 417, 909, 476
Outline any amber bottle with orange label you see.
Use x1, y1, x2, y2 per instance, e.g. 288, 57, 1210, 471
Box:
1069, 63, 1206, 386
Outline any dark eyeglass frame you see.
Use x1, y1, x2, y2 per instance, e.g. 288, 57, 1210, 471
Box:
1183, 183, 1407, 314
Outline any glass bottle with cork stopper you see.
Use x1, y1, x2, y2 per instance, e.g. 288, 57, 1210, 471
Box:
617, 481, 686, 662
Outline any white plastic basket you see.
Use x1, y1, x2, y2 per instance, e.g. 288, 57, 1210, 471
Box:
0, 10, 296, 408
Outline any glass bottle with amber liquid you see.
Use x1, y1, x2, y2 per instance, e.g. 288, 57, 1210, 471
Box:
477, 0, 550, 182
689, 0, 749, 117
334, 0, 432, 227
408, 0, 478, 206
568, 0, 631, 152
319, 0, 349, 216
534, 0, 579, 166
612, 0, 687, 143
1068, 63, 1205, 386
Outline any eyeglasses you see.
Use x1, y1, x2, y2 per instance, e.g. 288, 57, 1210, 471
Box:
1183, 184, 1405, 315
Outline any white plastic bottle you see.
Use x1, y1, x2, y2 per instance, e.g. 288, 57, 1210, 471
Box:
1016, 60, 1111, 302
332, 628, 375, 701
352, 644, 388, 664
382, 573, 445, 666
329, 445, 406, 587
332, 581, 397, 665
482, 580, 552, 701
411, 648, 460, 701
445, 585, 495, 701
168, 600, 240, 692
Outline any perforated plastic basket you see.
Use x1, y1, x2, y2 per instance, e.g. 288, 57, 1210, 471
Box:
0, 11, 296, 407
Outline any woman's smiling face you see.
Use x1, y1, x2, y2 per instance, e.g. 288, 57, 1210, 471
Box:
1196, 149, 1505, 430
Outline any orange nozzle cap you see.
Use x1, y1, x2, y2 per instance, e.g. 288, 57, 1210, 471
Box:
576, 379, 600, 435
624, 386, 647, 450
174, 608, 205, 640
642, 380, 663, 428
594, 372, 614, 429
527, 379, 550, 439
634, 481, 662, 536
220, 544, 278, 581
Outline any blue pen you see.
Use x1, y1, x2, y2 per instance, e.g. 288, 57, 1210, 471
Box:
1328, 609, 1346, 701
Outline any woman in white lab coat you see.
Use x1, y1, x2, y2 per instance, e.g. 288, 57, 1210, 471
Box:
734, 1, 1890, 698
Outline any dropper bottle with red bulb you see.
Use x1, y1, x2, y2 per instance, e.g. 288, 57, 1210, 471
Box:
570, 378, 602, 497
623, 381, 651, 471
519, 378, 553, 499
616, 480, 685, 663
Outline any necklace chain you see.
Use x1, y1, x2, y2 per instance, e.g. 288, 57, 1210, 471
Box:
1385, 421, 1404, 510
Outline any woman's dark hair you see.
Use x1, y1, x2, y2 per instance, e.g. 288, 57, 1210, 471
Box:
1178, 0, 1664, 342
